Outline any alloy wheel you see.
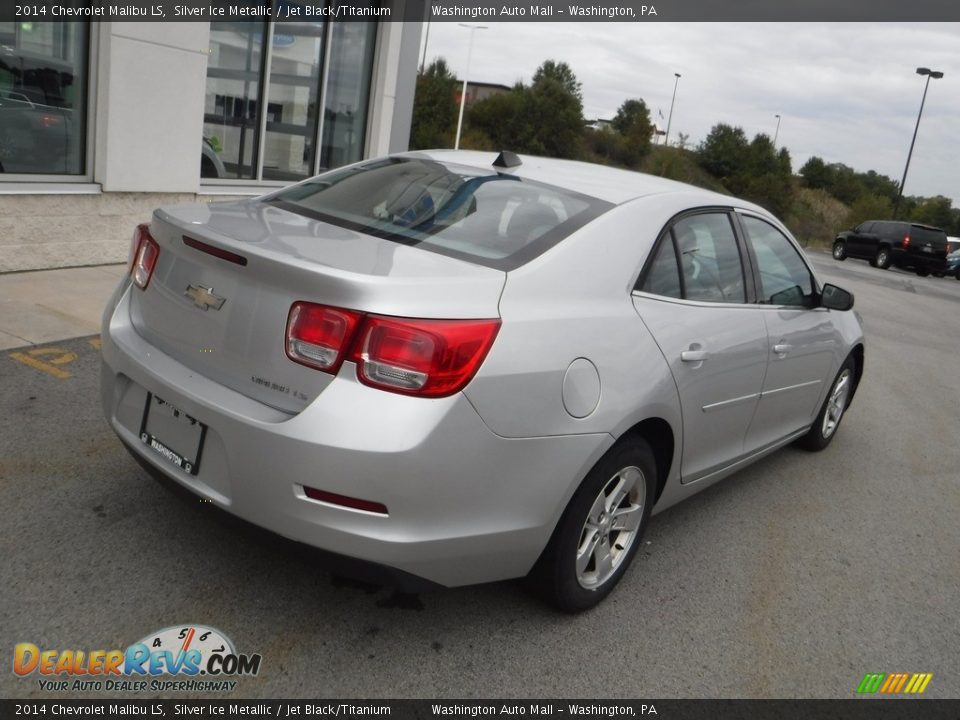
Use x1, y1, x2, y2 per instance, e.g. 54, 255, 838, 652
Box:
576, 466, 645, 589
822, 369, 852, 439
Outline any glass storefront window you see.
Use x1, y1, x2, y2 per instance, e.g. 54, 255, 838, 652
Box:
320, 21, 376, 172
262, 21, 325, 181
203, 22, 266, 180
201, 14, 377, 183
0, 21, 88, 175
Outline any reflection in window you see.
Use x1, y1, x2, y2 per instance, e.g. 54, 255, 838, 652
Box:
641, 237, 682, 299
203, 22, 266, 179
321, 21, 376, 171
741, 216, 814, 306
201, 16, 377, 182
0, 21, 88, 175
262, 21, 324, 181
673, 213, 745, 303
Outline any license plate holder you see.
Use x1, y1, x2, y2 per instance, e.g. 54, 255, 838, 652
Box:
139, 393, 206, 476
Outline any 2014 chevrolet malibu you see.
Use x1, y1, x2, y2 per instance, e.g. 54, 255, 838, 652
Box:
101, 150, 864, 610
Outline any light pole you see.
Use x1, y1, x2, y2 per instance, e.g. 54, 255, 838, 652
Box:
664, 72, 681, 147
894, 67, 944, 218
773, 114, 781, 147
454, 23, 487, 150
419, 19, 431, 74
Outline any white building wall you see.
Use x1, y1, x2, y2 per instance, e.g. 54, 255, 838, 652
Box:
95, 23, 210, 192
0, 18, 422, 273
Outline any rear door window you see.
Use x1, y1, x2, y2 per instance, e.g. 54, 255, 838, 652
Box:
672, 213, 746, 303
640, 212, 746, 303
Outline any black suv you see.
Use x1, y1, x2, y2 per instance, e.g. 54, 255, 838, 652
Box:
832, 221, 948, 276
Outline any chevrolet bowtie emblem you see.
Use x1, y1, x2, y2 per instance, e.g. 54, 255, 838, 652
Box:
184, 285, 226, 311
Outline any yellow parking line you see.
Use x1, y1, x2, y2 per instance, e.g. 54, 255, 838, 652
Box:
88, 337, 102, 350
8, 347, 78, 379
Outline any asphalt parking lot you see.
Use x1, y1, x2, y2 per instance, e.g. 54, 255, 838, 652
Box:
2, 251, 958, 699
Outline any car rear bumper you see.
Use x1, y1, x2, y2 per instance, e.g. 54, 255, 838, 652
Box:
891, 248, 947, 271
101, 282, 610, 588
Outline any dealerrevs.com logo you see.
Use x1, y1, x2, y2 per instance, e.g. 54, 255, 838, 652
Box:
13, 624, 262, 693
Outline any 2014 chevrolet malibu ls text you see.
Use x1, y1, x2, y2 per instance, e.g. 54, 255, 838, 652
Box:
101, 150, 864, 610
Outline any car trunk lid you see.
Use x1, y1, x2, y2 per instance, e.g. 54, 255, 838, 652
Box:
128, 200, 505, 413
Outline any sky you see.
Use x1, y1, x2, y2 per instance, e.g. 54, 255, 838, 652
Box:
418, 22, 959, 203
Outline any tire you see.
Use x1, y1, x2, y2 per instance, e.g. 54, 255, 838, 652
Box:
832, 241, 847, 261
531, 438, 656, 612
796, 359, 855, 452
874, 247, 891, 269
916, 269, 930, 277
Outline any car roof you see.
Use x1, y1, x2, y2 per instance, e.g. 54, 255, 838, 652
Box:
403, 149, 747, 208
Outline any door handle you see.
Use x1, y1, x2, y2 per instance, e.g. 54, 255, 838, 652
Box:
681, 350, 709, 362
773, 343, 792, 356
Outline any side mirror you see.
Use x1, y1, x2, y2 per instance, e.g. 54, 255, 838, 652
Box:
820, 283, 854, 311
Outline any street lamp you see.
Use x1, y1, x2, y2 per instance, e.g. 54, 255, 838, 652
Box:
664, 72, 681, 147
894, 67, 944, 218
419, 19, 431, 74
773, 114, 781, 147
453, 23, 487, 150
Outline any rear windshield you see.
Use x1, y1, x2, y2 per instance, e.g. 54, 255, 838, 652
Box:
265, 157, 612, 270
909, 225, 947, 246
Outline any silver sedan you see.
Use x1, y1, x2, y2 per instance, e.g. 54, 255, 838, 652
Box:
101, 150, 864, 610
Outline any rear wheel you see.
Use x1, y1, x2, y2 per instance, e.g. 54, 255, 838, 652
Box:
916, 269, 930, 277
832, 241, 847, 261
796, 359, 855, 451
531, 438, 655, 612
873, 247, 891, 269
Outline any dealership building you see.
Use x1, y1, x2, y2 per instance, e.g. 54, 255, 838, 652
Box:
0, 16, 423, 272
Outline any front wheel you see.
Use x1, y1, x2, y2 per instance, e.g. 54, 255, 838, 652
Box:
531, 439, 656, 612
916, 269, 930, 277
796, 360, 855, 451
832, 241, 847, 261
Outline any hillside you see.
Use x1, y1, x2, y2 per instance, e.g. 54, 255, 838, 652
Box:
636, 146, 848, 248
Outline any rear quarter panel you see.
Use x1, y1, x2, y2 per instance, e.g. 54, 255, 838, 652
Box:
464, 192, 736, 507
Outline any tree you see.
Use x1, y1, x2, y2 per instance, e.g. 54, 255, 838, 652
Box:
409, 59, 457, 150
911, 195, 954, 229
466, 86, 526, 150
859, 170, 898, 204
737, 136, 794, 216
697, 124, 749, 181
532, 60, 582, 101
845, 193, 894, 229
610, 99, 654, 166
469, 61, 584, 159
800, 156, 831, 190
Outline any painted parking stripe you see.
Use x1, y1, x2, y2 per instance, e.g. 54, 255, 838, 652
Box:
8, 347, 78, 379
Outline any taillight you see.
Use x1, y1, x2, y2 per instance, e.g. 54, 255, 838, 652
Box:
903, 235, 911, 248
351, 316, 500, 398
285, 302, 363, 373
284, 303, 500, 397
130, 224, 159, 289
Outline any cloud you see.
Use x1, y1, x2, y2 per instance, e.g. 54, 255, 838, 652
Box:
422, 22, 960, 201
